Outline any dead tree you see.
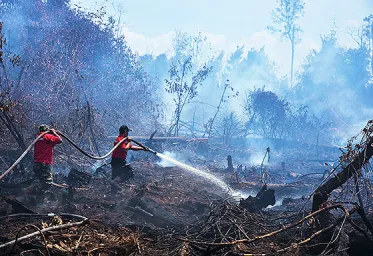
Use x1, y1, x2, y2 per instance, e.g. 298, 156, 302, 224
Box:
308, 121, 373, 255
226, 155, 234, 172
146, 130, 157, 148
0, 22, 27, 152
260, 147, 270, 184
204, 79, 235, 138
86, 101, 101, 156
312, 132, 373, 212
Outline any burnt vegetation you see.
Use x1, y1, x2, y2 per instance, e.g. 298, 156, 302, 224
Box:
0, 0, 373, 255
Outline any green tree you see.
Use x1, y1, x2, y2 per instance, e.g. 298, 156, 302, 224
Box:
268, 0, 305, 87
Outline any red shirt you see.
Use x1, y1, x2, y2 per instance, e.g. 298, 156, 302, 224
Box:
112, 135, 132, 159
33, 132, 62, 164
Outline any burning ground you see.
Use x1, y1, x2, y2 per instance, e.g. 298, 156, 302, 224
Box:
0, 135, 373, 256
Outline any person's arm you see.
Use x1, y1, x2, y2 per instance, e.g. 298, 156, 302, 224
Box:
126, 138, 146, 151
130, 145, 145, 151
45, 129, 62, 144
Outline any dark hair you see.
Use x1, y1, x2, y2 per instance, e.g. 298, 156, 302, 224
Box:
119, 125, 132, 134
38, 124, 49, 132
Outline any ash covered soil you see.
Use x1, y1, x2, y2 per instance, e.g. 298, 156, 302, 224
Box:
2, 142, 368, 255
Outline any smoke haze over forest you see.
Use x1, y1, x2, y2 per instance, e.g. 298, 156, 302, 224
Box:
2, 3, 373, 254
73, 0, 371, 73
1, 0, 373, 151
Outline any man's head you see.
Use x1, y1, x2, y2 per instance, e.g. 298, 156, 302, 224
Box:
119, 125, 132, 134
38, 124, 50, 132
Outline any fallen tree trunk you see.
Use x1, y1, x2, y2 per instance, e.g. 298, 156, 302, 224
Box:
312, 136, 373, 212
109, 136, 209, 143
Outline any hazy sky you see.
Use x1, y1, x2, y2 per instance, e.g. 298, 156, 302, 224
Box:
71, 0, 372, 76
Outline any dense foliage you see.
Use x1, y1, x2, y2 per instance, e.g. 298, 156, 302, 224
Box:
0, 0, 160, 154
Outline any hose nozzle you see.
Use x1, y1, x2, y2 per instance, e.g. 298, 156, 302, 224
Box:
147, 148, 157, 155
142, 145, 157, 155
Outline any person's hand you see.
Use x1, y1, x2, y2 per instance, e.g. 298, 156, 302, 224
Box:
50, 128, 61, 136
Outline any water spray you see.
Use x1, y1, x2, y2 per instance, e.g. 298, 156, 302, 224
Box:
130, 139, 247, 199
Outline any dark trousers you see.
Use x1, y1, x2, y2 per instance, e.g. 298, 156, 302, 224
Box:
33, 162, 53, 193
110, 158, 133, 194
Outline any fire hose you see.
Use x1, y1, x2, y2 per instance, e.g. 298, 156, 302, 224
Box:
0, 130, 157, 181
0, 131, 49, 180
56, 131, 157, 156
129, 138, 157, 155
57, 132, 128, 160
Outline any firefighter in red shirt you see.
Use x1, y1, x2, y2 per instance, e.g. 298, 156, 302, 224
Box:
33, 124, 62, 194
110, 125, 146, 196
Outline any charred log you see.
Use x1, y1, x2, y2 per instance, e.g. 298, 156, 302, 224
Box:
226, 155, 234, 172
0, 194, 34, 213
239, 185, 275, 212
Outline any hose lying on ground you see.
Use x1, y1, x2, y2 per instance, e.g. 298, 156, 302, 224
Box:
0, 213, 88, 250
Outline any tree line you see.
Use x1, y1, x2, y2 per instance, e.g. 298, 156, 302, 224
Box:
0, 0, 372, 156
